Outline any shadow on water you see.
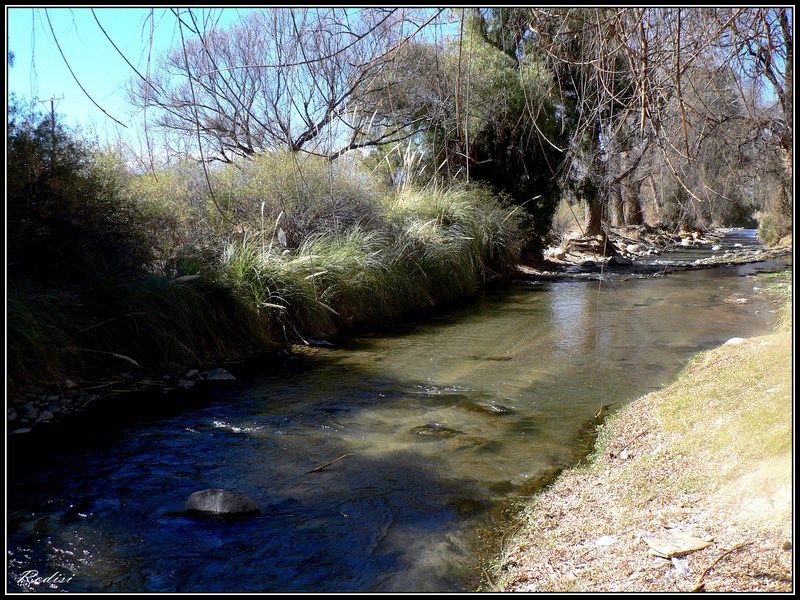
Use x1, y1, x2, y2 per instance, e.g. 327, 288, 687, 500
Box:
7, 251, 792, 592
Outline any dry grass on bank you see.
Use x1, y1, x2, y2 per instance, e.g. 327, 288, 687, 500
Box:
492, 291, 792, 592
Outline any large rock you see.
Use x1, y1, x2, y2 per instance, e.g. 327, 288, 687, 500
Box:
184, 489, 260, 515
607, 256, 633, 266
544, 246, 567, 261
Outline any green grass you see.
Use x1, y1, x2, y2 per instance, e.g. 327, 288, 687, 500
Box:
657, 324, 792, 461
8, 184, 525, 393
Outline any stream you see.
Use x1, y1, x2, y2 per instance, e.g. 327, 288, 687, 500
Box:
7, 230, 791, 592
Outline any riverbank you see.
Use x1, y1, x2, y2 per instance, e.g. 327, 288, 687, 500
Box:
8, 185, 525, 431
523, 226, 792, 282
8, 230, 789, 434
491, 274, 792, 592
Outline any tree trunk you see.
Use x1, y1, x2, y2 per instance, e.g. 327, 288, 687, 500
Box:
586, 127, 607, 235
624, 179, 645, 225
585, 196, 604, 236
612, 182, 625, 226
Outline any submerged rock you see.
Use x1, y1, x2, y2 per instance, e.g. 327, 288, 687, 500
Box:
409, 423, 463, 439
461, 400, 514, 416
183, 489, 260, 516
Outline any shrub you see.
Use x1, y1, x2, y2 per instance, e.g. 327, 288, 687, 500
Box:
7, 102, 153, 283
210, 152, 386, 247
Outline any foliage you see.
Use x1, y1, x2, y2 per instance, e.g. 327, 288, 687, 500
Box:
8, 138, 524, 390
7, 101, 153, 282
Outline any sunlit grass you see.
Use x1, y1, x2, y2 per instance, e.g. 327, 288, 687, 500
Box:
9, 184, 524, 390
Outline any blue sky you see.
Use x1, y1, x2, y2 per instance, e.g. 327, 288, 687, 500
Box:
7, 7, 253, 146
7, 7, 458, 153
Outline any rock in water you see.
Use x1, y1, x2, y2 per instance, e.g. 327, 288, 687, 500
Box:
202, 368, 236, 381
409, 423, 463, 439
607, 256, 633, 266
184, 489, 260, 515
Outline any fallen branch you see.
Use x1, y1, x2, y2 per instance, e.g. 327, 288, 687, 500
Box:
305, 453, 354, 474
692, 540, 754, 592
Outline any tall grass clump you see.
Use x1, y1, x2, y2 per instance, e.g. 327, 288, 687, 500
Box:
8, 99, 526, 393
7, 275, 275, 392
388, 185, 524, 285
211, 151, 386, 246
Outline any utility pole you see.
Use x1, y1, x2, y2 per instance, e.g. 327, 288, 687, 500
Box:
36, 95, 64, 164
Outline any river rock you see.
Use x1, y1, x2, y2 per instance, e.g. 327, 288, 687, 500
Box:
202, 368, 236, 381
409, 423, 463, 439
183, 489, 260, 515
35, 410, 54, 423
711, 244, 722, 251
680, 237, 692, 246
185, 369, 199, 378
177, 379, 195, 389
626, 243, 644, 254
22, 403, 37, 420
461, 400, 514, 415
545, 246, 567, 260
724, 337, 746, 346
607, 256, 633, 266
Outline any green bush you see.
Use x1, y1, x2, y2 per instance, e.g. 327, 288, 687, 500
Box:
757, 210, 792, 246
7, 102, 153, 282
8, 123, 525, 391
209, 152, 386, 247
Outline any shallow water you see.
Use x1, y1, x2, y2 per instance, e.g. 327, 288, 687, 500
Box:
7, 233, 791, 592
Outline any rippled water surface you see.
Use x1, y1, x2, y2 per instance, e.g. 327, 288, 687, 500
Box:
7, 232, 790, 592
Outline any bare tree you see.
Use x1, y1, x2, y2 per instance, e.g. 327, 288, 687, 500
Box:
519, 7, 791, 237
130, 8, 446, 162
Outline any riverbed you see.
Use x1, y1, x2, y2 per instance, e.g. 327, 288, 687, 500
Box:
7, 232, 791, 592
